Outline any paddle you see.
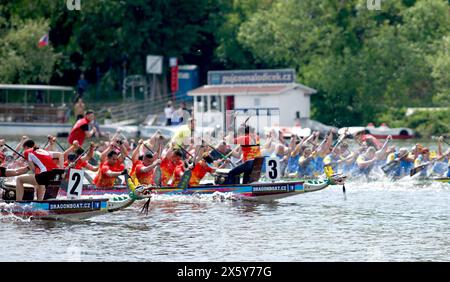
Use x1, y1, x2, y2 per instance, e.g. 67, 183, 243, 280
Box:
3, 143, 27, 161
143, 143, 155, 155
381, 151, 409, 175
443, 138, 450, 146
55, 139, 66, 152
331, 129, 348, 153
42, 136, 51, 150
206, 143, 238, 168
410, 152, 450, 177
177, 144, 195, 160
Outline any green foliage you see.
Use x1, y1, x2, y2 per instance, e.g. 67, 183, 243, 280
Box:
232, 0, 450, 126
0, 0, 448, 125
0, 18, 60, 84
376, 108, 450, 137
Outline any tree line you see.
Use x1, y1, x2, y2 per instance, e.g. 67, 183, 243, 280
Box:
0, 0, 448, 131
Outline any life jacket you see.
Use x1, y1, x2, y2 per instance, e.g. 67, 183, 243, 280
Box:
24, 148, 58, 174
323, 154, 339, 173
236, 135, 261, 162
68, 117, 90, 145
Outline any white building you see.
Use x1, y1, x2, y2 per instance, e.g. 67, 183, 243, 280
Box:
188, 69, 317, 131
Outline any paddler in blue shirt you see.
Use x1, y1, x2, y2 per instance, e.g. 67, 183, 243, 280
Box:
297, 147, 315, 178
386, 147, 414, 180
356, 147, 377, 178
338, 143, 358, 175
311, 131, 333, 176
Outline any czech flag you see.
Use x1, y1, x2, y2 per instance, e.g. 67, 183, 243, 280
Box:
38, 34, 49, 48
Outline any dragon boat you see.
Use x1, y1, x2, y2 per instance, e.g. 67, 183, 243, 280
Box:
0, 174, 152, 221
1, 158, 347, 203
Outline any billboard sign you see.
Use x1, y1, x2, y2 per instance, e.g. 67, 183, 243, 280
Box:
207, 69, 296, 85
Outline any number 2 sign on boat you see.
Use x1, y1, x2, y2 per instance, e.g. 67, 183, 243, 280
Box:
67, 169, 84, 199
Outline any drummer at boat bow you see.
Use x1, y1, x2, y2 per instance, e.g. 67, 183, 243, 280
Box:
15, 140, 64, 201
68, 110, 97, 146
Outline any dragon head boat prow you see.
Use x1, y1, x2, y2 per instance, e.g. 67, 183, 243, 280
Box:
327, 173, 347, 185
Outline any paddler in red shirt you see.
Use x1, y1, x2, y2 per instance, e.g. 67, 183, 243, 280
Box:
93, 150, 126, 188
15, 139, 64, 201
64, 142, 98, 172
68, 110, 97, 146
354, 130, 382, 150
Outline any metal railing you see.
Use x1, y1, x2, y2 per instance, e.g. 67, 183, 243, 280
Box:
96, 92, 193, 125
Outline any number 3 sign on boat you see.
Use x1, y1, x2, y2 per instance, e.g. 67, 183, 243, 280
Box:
265, 157, 281, 182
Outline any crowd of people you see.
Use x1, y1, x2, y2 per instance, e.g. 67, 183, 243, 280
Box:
1, 108, 449, 201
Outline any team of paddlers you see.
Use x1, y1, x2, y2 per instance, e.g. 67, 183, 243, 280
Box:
1, 110, 449, 201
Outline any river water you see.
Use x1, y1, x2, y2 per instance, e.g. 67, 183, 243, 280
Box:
0, 138, 449, 261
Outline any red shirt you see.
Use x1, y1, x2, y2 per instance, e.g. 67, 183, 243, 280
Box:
93, 161, 124, 188
24, 148, 58, 174
135, 161, 154, 185
68, 117, 90, 146
64, 159, 87, 170
160, 157, 183, 186
189, 161, 214, 186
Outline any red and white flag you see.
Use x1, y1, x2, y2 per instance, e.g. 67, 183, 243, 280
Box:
38, 34, 49, 48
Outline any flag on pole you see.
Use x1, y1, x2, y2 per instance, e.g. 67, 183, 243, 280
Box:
38, 34, 49, 48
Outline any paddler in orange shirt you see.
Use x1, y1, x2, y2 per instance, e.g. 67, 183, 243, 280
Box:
93, 150, 126, 188
159, 148, 184, 186
189, 153, 219, 186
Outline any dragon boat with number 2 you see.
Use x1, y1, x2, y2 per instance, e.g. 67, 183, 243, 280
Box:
0, 175, 152, 221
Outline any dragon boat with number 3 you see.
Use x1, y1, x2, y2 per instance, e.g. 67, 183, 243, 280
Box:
1, 158, 348, 204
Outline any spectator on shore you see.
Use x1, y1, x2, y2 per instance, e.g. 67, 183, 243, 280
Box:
73, 96, 86, 121
164, 101, 174, 126
76, 73, 88, 99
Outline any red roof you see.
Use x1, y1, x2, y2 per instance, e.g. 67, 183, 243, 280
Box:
188, 83, 316, 96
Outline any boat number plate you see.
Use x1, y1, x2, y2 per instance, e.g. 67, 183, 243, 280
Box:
67, 169, 84, 199
265, 157, 280, 182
